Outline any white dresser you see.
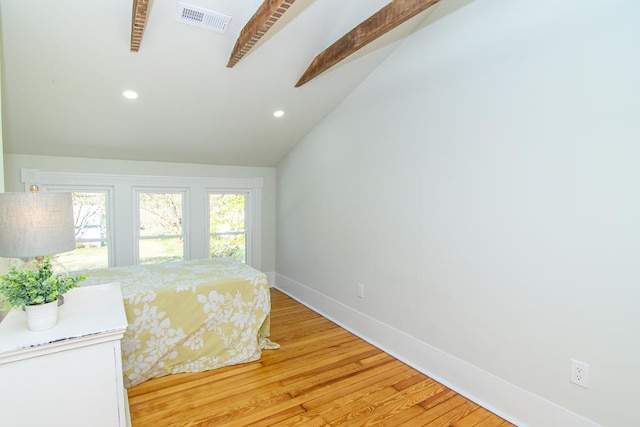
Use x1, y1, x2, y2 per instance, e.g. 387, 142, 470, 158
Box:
0, 283, 130, 427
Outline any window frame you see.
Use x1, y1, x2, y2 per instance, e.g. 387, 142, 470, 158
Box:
207, 190, 251, 264
134, 187, 189, 265
40, 185, 115, 269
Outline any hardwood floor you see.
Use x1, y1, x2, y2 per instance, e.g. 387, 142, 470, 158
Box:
128, 289, 515, 426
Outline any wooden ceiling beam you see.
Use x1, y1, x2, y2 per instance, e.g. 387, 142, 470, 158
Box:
296, 0, 441, 87
227, 0, 296, 68
130, 0, 151, 52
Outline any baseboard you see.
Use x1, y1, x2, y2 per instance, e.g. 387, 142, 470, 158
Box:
273, 272, 600, 427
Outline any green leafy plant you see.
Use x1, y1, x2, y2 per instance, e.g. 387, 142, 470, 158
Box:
0, 256, 87, 309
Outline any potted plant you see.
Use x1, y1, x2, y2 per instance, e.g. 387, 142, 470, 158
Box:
0, 256, 87, 331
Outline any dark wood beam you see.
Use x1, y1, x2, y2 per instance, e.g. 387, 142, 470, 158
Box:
227, 0, 296, 68
131, 0, 151, 52
296, 0, 441, 87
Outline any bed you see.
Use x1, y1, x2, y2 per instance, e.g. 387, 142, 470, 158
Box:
80, 258, 277, 388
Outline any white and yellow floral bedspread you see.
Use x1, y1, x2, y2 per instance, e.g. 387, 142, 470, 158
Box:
81, 258, 276, 387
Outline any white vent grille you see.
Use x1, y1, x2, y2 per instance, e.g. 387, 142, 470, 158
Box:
176, 2, 231, 33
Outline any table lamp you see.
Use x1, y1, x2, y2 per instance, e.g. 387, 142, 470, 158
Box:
0, 188, 76, 262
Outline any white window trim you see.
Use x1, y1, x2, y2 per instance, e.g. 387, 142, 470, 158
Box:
42, 185, 115, 268
21, 168, 264, 270
207, 190, 251, 265
134, 187, 190, 265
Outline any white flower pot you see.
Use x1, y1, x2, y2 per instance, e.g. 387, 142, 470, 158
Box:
24, 300, 59, 331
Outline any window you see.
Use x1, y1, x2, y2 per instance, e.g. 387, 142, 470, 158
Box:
136, 191, 186, 265
23, 169, 263, 269
209, 193, 247, 263
53, 190, 111, 271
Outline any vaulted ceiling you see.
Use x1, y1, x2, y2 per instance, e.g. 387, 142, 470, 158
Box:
1, 0, 466, 167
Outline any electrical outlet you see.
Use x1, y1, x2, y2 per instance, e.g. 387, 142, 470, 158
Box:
357, 283, 365, 299
570, 359, 589, 388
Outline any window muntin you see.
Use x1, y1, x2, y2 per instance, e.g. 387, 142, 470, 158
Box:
209, 193, 247, 263
137, 191, 186, 265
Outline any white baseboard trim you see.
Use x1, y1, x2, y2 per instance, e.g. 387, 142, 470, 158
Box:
273, 273, 599, 427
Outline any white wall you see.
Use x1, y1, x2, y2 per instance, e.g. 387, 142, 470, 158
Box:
0, 38, 4, 192
0, 27, 6, 323
4, 154, 277, 273
276, 0, 639, 425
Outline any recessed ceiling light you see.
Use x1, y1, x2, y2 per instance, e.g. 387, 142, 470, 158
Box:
122, 90, 138, 100
273, 110, 285, 118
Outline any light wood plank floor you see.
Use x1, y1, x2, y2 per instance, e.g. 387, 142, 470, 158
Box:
128, 288, 515, 426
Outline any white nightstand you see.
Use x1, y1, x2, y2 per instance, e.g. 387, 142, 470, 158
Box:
0, 283, 130, 427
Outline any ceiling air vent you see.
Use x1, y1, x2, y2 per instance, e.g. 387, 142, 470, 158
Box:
175, 2, 231, 34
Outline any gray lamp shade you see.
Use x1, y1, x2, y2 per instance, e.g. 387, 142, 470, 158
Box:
0, 192, 76, 258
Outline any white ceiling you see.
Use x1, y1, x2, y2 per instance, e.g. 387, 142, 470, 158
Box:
1, 0, 451, 167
